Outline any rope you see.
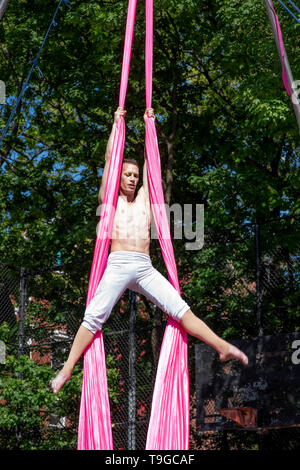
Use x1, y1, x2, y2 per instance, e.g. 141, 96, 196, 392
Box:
287, 0, 300, 16
276, 0, 300, 24
0, 0, 72, 150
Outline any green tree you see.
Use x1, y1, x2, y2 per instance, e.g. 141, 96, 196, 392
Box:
0, 0, 299, 450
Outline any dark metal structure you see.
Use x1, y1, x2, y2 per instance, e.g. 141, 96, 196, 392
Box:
18, 267, 27, 358
195, 332, 300, 432
128, 290, 137, 450
195, 214, 300, 448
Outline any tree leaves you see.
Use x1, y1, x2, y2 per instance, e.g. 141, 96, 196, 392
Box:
0, 0, 299, 448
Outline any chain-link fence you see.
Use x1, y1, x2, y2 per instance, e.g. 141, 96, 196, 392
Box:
0, 263, 19, 329
0, 215, 299, 450
0, 263, 20, 357
188, 215, 300, 450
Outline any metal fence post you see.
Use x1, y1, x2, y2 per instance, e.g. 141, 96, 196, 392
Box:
15, 266, 27, 448
128, 289, 137, 450
18, 267, 27, 358
255, 220, 263, 337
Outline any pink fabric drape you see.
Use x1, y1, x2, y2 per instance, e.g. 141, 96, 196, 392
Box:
270, 0, 292, 97
78, 0, 189, 450
144, 0, 189, 450
78, 0, 137, 450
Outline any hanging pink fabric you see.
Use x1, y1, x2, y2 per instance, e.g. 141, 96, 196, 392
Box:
78, 0, 189, 450
144, 0, 189, 450
269, 0, 292, 97
78, 0, 137, 450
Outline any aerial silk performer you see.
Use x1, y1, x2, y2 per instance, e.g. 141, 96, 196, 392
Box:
77, 0, 189, 450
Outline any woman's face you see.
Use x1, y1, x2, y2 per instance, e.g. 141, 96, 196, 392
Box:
119, 163, 139, 196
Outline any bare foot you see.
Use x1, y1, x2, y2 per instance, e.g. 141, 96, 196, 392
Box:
219, 343, 248, 366
50, 369, 71, 393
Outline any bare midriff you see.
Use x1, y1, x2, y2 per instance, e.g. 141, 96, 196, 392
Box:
110, 190, 151, 255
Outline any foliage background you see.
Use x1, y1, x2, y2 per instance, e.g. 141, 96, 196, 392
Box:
0, 0, 299, 450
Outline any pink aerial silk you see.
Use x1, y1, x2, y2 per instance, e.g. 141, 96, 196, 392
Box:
144, 0, 189, 450
78, 0, 189, 450
270, 0, 292, 97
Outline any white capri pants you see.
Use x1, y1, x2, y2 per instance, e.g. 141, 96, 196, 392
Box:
81, 251, 190, 334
